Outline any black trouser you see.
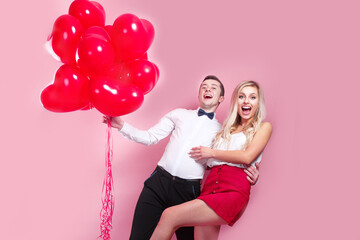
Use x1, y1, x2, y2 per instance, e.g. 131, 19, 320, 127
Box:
129, 166, 202, 240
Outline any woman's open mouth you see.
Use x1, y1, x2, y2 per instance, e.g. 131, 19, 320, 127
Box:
241, 106, 252, 115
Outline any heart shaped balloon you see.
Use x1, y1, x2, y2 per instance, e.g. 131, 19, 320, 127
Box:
51, 15, 84, 65
119, 59, 159, 94
77, 27, 115, 76
41, 64, 90, 112
69, 0, 105, 29
112, 13, 155, 61
89, 76, 144, 116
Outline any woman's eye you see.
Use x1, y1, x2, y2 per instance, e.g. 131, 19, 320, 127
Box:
239, 95, 244, 99
251, 96, 257, 100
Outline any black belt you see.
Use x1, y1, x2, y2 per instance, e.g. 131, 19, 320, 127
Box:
156, 166, 201, 184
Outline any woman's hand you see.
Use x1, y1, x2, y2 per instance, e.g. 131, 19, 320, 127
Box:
244, 163, 260, 185
189, 146, 214, 161
103, 116, 124, 130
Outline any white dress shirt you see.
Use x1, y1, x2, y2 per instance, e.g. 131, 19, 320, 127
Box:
207, 131, 262, 168
119, 108, 222, 179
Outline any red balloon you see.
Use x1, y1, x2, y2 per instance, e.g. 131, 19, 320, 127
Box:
69, 0, 105, 29
90, 76, 144, 116
77, 27, 115, 76
119, 59, 159, 94
112, 14, 154, 61
51, 15, 84, 64
41, 65, 90, 112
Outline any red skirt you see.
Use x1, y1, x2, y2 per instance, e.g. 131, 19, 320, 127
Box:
197, 165, 251, 226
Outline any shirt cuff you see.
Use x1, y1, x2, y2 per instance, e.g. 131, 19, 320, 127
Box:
119, 121, 130, 135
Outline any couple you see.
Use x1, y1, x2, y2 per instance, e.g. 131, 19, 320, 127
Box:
105, 75, 272, 240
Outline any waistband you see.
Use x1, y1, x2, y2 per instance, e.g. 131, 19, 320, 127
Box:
156, 166, 202, 184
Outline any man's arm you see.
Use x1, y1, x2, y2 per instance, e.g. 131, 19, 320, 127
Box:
103, 111, 176, 146
244, 163, 260, 185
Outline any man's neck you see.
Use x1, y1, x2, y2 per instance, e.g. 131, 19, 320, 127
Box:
199, 106, 218, 113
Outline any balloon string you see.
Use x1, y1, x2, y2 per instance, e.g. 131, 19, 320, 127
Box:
98, 118, 114, 240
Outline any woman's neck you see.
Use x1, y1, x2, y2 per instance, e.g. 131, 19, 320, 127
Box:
239, 118, 253, 131
233, 121, 248, 134
241, 119, 250, 127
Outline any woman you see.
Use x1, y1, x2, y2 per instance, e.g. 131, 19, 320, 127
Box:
149, 80, 272, 240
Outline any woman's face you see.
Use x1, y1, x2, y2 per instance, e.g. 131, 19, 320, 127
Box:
237, 86, 259, 121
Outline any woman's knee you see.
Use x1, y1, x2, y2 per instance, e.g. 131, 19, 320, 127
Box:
160, 207, 180, 229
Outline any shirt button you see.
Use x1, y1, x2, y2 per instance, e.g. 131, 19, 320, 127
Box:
172, 177, 175, 180
216, 181, 218, 184
212, 191, 216, 194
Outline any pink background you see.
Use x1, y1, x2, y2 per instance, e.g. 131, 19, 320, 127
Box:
1, 0, 359, 239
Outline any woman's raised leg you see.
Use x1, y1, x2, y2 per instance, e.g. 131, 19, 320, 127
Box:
149, 199, 226, 240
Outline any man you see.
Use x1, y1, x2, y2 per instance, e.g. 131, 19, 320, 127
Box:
105, 75, 259, 240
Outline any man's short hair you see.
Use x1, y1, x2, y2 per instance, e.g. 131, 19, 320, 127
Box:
202, 75, 225, 97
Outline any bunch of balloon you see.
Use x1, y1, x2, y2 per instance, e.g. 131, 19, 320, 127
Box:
40, 1, 159, 239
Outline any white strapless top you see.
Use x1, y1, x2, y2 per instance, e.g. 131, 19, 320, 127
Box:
207, 132, 262, 168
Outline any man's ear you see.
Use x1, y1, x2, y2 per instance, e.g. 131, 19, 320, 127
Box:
218, 96, 224, 104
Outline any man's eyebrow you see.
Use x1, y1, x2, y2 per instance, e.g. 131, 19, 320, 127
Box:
201, 83, 219, 88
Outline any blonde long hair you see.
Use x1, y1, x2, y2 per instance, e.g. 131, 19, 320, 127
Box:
213, 80, 266, 150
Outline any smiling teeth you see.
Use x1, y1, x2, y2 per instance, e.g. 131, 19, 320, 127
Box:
242, 106, 251, 109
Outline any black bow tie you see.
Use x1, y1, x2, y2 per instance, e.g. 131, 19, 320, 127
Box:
198, 108, 215, 120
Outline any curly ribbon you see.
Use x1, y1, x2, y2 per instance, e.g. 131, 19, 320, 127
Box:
98, 118, 115, 240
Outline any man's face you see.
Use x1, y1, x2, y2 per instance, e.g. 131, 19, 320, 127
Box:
198, 79, 224, 110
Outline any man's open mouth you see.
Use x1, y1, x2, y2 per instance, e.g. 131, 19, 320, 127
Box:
204, 94, 213, 99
